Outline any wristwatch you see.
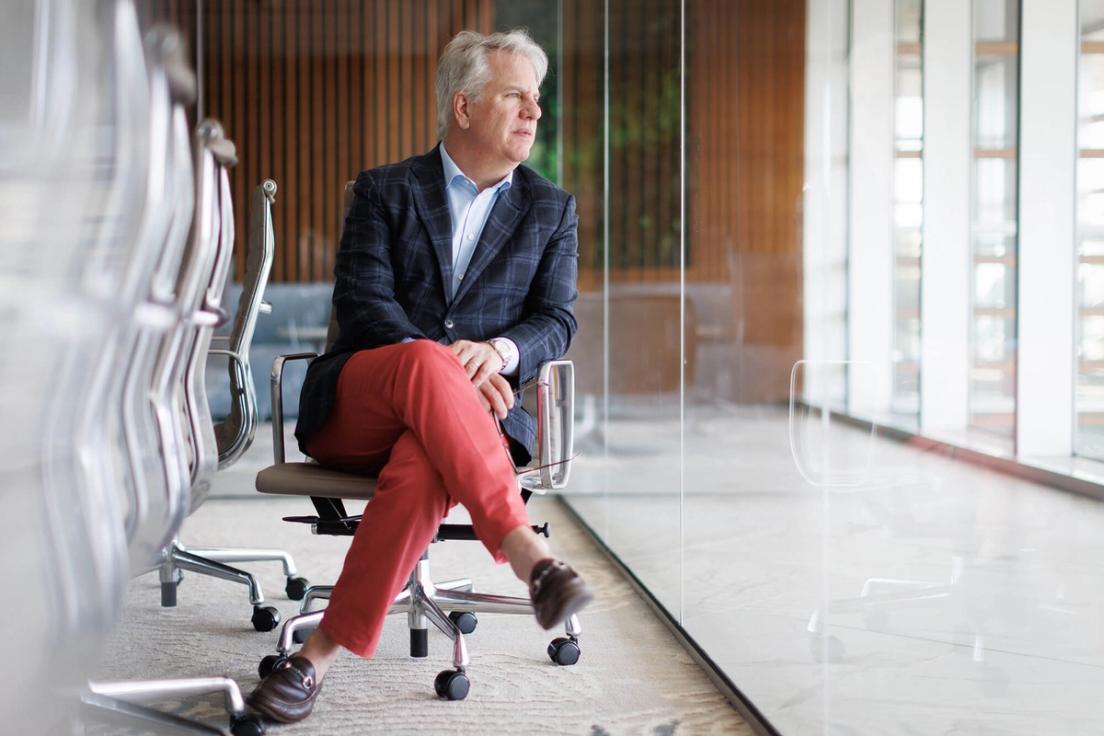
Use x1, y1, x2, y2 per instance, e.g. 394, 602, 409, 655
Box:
488, 338, 517, 373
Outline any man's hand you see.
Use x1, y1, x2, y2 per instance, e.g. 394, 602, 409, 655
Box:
476, 373, 515, 420
449, 340, 503, 387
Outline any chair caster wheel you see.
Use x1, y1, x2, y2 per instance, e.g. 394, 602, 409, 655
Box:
230, 713, 266, 736
258, 654, 288, 679
285, 576, 310, 601
448, 611, 478, 634
548, 636, 581, 666
251, 605, 281, 632
433, 669, 470, 701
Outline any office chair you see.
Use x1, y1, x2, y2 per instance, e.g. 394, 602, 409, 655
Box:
213, 179, 277, 468
157, 173, 306, 632
251, 183, 582, 701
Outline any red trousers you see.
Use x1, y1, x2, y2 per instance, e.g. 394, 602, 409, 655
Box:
303, 340, 530, 658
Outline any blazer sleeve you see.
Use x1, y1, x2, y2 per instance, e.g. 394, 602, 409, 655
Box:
333, 171, 427, 348
499, 194, 580, 384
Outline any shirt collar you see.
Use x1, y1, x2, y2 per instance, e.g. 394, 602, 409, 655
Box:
440, 142, 513, 195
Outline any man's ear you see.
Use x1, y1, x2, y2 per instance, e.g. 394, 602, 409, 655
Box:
452, 91, 470, 131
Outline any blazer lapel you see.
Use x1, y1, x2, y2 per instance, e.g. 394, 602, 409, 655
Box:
410, 145, 455, 298
452, 173, 531, 305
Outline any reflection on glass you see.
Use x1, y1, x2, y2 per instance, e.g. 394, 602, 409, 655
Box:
1078, 3, 1104, 459
560, 0, 684, 618
892, 0, 923, 422
969, 0, 1018, 438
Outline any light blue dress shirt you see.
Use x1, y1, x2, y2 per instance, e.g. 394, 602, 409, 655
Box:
438, 143, 519, 375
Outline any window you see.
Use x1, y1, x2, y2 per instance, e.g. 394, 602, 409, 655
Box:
892, 0, 923, 422
1077, 0, 1104, 458
969, 0, 1019, 437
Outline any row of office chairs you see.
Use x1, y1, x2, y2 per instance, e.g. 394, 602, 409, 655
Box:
0, 1, 289, 733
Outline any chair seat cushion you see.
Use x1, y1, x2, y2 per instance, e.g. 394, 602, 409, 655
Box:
256, 463, 378, 500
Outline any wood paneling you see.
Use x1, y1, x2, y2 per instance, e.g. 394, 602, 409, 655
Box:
144, 0, 492, 283
560, 0, 606, 292
558, 1, 806, 402
687, 0, 806, 401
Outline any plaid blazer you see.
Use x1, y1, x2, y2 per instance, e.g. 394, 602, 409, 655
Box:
295, 145, 579, 464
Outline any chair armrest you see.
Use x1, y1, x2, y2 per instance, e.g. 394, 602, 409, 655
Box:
534, 360, 575, 490
270, 352, 318, 463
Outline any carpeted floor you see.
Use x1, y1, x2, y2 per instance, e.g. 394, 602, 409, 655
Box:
92, 489, 752, 735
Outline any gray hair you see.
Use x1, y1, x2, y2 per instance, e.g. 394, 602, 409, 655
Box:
435, 29, 549, 139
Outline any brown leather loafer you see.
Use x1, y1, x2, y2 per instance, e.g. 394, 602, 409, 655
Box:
530, 559, 594, 630
247, 655, 323, 724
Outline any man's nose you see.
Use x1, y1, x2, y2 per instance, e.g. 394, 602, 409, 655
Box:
523, 99, 541, 120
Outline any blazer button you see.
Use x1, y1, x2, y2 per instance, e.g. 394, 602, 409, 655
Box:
444, 319, 454, 329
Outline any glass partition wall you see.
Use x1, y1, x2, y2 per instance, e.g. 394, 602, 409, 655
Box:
1078, 0, 1104, 459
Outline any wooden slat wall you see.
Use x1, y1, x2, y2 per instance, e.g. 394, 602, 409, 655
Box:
144, 0, 492, 283
140, 0, 805, 312
560, 0, 606, 293
561, 0, 805, 290
203, 0, 492, 283
559, 0, 807, 402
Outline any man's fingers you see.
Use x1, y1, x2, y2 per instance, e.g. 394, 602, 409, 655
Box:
471, 360, 497, 387
489, 374, 515, 409
479, 382, 507, 419
487, 387, 507, 419
477, 387, 492, 413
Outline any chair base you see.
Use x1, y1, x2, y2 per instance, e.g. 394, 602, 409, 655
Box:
159, 537, 307, 632
83, 677, 264, 735
259, 551, 583, 699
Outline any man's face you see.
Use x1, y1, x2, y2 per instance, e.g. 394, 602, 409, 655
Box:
463, 50, 542, 168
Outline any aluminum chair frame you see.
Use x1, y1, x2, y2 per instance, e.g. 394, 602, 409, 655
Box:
212, 179, 278, 469
1, 2, 131, 730
155, 126, 296, 633
79, 16, 262, 736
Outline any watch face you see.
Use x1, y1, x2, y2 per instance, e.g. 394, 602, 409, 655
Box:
492, 340, 512, 364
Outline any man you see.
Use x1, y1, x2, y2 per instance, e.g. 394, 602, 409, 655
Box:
247, 29, 593, 723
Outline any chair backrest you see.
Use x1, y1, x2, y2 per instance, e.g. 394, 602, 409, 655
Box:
321, 181, 357, 352
181, 121, 238, 514
215, 179, 277, 468
118, 28, 201, 576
